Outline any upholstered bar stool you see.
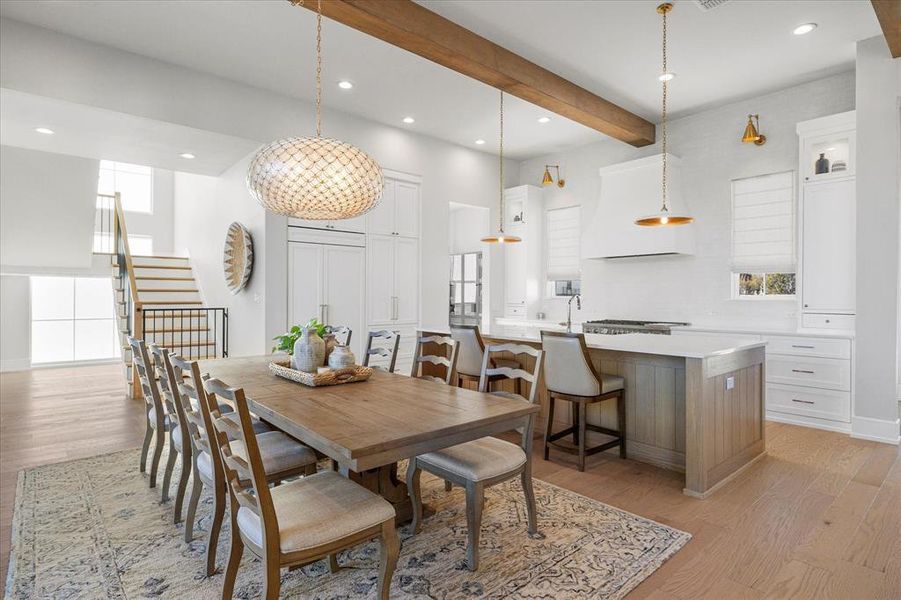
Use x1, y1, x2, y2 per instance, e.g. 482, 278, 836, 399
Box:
450, 324, 522, 394
540, 331, 626, 472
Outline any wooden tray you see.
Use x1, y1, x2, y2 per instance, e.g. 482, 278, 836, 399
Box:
269, 360, 373, 387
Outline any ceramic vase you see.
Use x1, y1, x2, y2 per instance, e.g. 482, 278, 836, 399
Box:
815, 153, 830, 175
323, 333, 338, 366
291, 327, 325, 373
328, 345, 356, 370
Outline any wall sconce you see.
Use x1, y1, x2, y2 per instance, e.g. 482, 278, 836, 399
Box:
541, 165, 566, 188
741, 114, 766, 146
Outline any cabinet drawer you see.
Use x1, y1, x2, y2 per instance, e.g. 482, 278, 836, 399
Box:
767, 384, 850, 422
763, 335, 850, 359
801, 313, 855, 331
766, 356, 850, 391
505, 304, 526, 318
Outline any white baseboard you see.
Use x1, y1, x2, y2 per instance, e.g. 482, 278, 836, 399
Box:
851, 415, 901, 445
766, 411, 851, 434
0, 358, 31, 373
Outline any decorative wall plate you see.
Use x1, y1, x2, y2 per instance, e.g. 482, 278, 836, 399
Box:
223, 222, 253, 294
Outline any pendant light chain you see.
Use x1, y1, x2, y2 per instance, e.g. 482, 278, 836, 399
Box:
499, 89, 505, 234
315, 0, 322, 137
660, 4, 668, 213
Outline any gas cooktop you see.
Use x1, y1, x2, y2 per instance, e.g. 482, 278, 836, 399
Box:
582, 319, 690, 335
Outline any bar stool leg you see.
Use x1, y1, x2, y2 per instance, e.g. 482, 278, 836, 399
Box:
571, 401, 580, 446
544, 395, 556, 461
617, 389, 627, 459
578, 402, 587, 472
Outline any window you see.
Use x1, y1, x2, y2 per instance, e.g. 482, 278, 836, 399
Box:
731, 171, 796, 299
30, 277, 120, 365
546, 206, 581, 297
449, 252, 481, 326
97, 160, 153, 213
92, 233, 153, 255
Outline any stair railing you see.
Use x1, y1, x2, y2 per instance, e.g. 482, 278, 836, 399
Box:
111, 192, 144, 397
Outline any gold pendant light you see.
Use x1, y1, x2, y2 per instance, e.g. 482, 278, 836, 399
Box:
246, 0, 383, 220
482, 90, 521, 244
741, 114, 766, 145
635, 3, 693, 228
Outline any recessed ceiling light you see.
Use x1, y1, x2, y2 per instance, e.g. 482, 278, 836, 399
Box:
658, 72, 675, 82
402, 116, 415, 124
475, 139, 486, 145
338, 80, 354, 90
537, 116, 551, 124
35, 127, 54, 135
792, 23, 817, 36
180, 153, 195, 159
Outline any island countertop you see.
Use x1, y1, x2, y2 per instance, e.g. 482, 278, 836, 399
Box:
476, 324, 766, 359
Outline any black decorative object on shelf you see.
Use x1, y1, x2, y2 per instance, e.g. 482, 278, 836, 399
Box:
815, 153, 830, 175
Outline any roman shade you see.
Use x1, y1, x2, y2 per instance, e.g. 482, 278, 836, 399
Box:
731, 171, 796, 273
546, 206, 581, 280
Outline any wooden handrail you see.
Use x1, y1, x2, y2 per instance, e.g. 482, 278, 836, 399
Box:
112, 193, 142, 310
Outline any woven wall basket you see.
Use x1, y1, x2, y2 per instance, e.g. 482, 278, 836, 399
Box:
223, 222, 253, 294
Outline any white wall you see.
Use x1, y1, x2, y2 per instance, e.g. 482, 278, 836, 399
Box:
0, 145, 98, 269
173, 154, 267, 357
123, 169, 175, 255
854, 36, 901, 440
0, 274, 30, 371
517, 71, 855, 327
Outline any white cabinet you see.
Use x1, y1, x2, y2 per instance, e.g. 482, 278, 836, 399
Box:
502, 185, 542, 319
801, 179, 856, 314
288, 215, 367, 233
288, 241, 365, 358
367, 179, 420, 237
366, 234, 419, 325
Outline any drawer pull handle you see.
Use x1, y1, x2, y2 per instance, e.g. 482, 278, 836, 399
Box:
792, 369, 815, 374
791, 398, 815, 405
791, 345, 815, 349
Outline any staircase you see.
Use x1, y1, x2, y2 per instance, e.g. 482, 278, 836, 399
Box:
98, 193, 228, 396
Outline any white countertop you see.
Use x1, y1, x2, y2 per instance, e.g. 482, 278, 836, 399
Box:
480, 324, 765, 359
672, 324, 854, 340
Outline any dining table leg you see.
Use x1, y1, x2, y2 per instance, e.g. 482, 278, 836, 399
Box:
340, 462, 433, 524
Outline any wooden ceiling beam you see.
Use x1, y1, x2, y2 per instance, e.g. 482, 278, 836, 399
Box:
871, 0, 901, 58
295, 0, 656, 147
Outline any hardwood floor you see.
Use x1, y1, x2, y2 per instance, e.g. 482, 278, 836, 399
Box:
1, 364, 899, 598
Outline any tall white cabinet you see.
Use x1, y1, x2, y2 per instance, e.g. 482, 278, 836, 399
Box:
502, 185, 543, 319
286, 171, 421, 374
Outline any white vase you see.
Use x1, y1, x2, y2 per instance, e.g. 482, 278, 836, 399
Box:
291, 327, 325, 373
328, 345, 356, 370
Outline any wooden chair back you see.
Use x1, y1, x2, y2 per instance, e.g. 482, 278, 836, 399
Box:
169, 353, 218, 473
478, 343, 544, 450
127, 336, 165, 430
449, 324, 487, 378
203, 378, 278, 556
411, 333, 459, 385
149, 344, 188, 440
329, 325, 353, 348
363, 330, 400, 373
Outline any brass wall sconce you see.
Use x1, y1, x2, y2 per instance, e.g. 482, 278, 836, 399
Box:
542, 164, 566, 188
741, 114, 766, 146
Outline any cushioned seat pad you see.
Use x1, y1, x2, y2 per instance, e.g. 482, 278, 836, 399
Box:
600, 374, 625, 394
147, 407, 170, 430
230, 431, 317, 475
236, 471, 395, 553
418, 436, 526, 482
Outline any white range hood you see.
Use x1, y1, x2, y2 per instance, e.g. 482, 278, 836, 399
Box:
582, 153, 695, 259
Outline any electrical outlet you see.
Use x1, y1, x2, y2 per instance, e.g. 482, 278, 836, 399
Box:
726, 376, 735, 390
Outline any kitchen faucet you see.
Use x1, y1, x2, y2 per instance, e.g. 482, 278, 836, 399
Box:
561, 293, 581, 332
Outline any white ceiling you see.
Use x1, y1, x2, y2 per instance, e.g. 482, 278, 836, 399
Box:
0, 0, 881, 160
0, 89, 260, 175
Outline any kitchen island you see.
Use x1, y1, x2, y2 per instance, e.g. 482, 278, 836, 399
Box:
444, 325, 767, 499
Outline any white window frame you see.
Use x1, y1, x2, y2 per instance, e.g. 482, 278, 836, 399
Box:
730, 272, 797, 300
97, 160, 154, 214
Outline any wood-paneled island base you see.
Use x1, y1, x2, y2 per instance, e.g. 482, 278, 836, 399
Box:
198, 356, 539, 521
435, 327, 767, 499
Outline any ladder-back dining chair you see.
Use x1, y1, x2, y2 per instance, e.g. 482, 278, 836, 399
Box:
362, 330, 401, 373
410, 332, 459, 385
128, 336, 168, 490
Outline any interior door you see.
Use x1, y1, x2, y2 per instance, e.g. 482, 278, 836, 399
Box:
367, 234, 395, 324
367, 178, 396, 235
323, 244, 365, 357
394, 236, 419, 323
802, 180, 856, 313
394, 181, 420, 237
288, 242, 324, 328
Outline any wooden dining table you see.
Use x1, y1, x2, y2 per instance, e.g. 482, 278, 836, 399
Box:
199, 355, 539, 522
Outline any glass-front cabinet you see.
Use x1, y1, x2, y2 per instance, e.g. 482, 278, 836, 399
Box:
798, 112, 856, 183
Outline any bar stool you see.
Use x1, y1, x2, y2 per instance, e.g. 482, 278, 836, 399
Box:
450, 324, 521, 394
540, 331, 626, 472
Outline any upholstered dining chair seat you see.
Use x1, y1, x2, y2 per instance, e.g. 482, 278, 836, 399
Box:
236, 471, 395, 553
147, 407, 171, 431
599, 374, 625, 395
230, 431, 318, 475
418, 437, 526, 482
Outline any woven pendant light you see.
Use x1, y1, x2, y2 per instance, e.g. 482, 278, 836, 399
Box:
247, 0, 383, 220
482, 90, 521, 244
635, 3, 693, 227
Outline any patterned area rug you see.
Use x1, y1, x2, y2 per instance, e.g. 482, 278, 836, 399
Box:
6, 448, 690, 599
